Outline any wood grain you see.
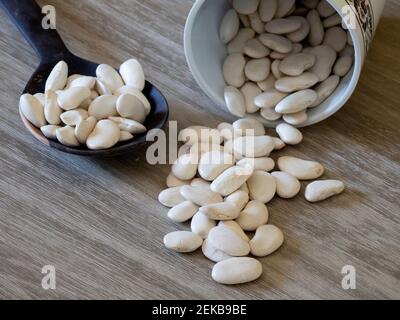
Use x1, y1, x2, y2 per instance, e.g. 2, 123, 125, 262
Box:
0, 0, 399, 300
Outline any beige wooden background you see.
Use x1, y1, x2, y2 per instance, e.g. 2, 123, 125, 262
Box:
0, 0, 399, 299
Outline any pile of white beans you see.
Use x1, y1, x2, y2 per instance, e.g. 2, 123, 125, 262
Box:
19, 59, 150, 150
159, 119, 345, 285
221, 0, 354, 125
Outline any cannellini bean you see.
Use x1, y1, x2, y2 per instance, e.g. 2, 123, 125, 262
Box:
249, 12, 265, 34
57, 86, 91, 111
271, 171, 301, 198
86, 119, 120, 150
247, 171, 277, 203
116, 94, 146, 123
257, 74, 277, 91
323, 13, 342, 28
241, 82, 262, 113
278, 156, 324, 180
239, 14, 251, 27
168, 201, 199, 223
275, 89, 317, 114
208, 226, 250, 257
179, 126, 222, 146
191, 212, 216, 239
41, 125, 61, 140
276, 123, 303, 145
200, 202, 241, 220
308, 45, 337, 82
283, 110, 308, 125
244, 38, 270, 58
56, 126, 80, 147
211, 165, 253, 197
44, 90, 62, 125
271, 59, 284, 78
108, 117, 146, 134
96, 79, 112, 96
260, 107, 282, 121
317, 0, 336, 18
75, 116, 97, 144
232, 0, 260, 15
164, 231, 203, 253
334, 55, 353, 77
225, 190, 250, 211
69, 76, 96, 89
114, 86, 151, 115
292, 6, 309, 15
250, 225, 284, 257
239, 182, 250, 194
159, 186, 186, 208
96, 64, 124, 93
279, 53, 316, 76
300, 0, 319, 9
166, 173, 190, 188
220, 9, 240, 44
45, 61, 68, 92
265, 18, 302, 34
202, 239, 232, 262
88, 95, 118, 120
236, 200, 269, 231
275, 72, 319, 92
323, 26, 347, 52
60, 109, 88, 126
223, 53, 246, 88
233, 136, 275, 158
20, 94, 46, 128
34, 93, 45, 106
340, 45, 355, 57
180, 185, 223, 206
307, 9, 324, 46
259, 0, 277, 22
218, 221, 249, 242
190, 143, 224, 157
305, 180, 345, 202
311, 75, 340, 107
218, 122, 236, 141
237, 157, 275, 172
275, 0, 296, 18
212, 257, 262, 285
227, 28, 255, 54
172, 153, 199, 181
245, 58, 271, 82
224, 86, 246, 118
272, 137, 286, 150
198, 151, 235, 181
119, 58, 145, 91
119, 131, 134, 142
270, 51, 289, 60
254, 89, 288, 109
190, 178, 211, 189
287, 16, 310, 42
259, 33, 293, 53
233, 118, 266, 136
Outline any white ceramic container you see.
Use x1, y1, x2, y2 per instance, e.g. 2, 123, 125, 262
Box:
184, 0, 386, 127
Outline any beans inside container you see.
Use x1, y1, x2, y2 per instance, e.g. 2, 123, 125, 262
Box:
221, 0, 355, 125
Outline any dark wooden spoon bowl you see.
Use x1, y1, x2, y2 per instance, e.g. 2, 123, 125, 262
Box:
1, 0, 169, 156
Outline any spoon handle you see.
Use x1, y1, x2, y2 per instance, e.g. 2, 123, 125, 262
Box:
0, 0, 70, 61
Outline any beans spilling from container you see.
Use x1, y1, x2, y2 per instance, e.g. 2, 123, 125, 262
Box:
19, 59, 150, 150
221, 0, 354, 125
159, 118, 345, 285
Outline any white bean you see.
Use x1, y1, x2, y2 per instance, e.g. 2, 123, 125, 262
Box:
278, 156, 325, 180
220, 9, 240, 44
305, 180, 345, 202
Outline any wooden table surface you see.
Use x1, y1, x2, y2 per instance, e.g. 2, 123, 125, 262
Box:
0, 0, 399, 300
